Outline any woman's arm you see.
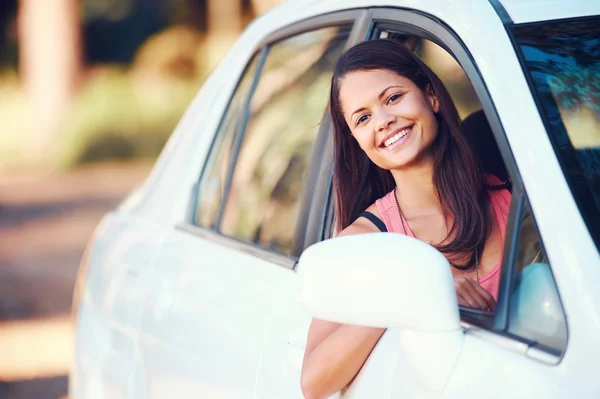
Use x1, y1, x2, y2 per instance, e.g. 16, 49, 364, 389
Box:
301, 319, 385, 399
301, 215, 384, 399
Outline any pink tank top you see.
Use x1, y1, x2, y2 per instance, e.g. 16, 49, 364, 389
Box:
375, 175, 511, 300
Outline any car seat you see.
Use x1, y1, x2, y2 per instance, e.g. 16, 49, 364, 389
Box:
461, 109, 510, 186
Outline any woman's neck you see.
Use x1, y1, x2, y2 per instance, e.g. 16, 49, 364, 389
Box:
390, 159, 440, 215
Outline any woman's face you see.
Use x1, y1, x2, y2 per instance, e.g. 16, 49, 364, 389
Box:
340, 68, 440, 170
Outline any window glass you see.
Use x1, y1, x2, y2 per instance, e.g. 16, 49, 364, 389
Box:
220, 25, 351, 254
513, 17, 600, 252
508, 200, 567, 354
195, 55, 260, 228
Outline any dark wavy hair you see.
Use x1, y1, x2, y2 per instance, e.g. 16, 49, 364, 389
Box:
330, 39, 488, 269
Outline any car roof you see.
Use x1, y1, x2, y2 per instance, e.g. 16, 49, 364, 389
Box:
265, 0, 599, 27
499, 0, 600, 24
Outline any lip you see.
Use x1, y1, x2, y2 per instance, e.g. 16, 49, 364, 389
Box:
379, 125, 414, 148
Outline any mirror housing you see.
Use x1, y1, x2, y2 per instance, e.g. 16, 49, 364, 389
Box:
298, 233, 460, 332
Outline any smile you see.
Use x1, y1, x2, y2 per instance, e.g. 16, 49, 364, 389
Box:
382, 126, 413, 148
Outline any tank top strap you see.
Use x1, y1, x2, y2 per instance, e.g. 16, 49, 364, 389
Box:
375, 190, 414, 237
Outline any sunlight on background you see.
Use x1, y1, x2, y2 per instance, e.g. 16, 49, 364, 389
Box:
0, 316, 72, 381
0, 2, 283, 398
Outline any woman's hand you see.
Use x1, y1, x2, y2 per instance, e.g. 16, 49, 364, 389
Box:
453, 275, 496, 311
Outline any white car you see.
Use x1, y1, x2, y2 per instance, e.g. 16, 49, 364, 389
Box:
70, 0, 600, 398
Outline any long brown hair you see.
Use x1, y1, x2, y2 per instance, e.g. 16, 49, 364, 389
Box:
330, 39, 487, 269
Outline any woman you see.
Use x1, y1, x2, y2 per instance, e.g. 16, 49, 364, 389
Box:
300, 39, 511, 399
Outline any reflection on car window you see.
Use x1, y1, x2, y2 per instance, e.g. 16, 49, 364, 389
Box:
508, 200, 566, 354
195, 55, 260, 228
219, 25, 351, 254
513, 17, 600, 251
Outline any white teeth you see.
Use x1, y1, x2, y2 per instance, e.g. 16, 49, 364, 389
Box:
384, 127, 411, 147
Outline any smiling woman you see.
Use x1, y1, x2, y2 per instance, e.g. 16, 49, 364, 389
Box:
300, 39, 511, 399
340, 69, 440, 170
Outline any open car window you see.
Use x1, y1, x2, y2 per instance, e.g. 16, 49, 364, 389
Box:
373, 18, 565, 349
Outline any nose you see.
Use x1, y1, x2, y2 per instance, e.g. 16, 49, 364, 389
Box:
374, 109, 396, 132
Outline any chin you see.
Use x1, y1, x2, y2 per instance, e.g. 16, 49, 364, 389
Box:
387, 151, 433, 171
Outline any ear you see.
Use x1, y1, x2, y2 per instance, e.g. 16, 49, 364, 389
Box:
426, 84, 440, 113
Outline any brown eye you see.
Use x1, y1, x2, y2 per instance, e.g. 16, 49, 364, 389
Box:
387, 94, 402, 104
357, 114, 370, 126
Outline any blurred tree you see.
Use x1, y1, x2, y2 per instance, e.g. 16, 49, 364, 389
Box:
166, 0, 207, 31
83, 0, 169, 64
0, 0, 18, 70
249, 0, 280, 16
206, 0, 243, 67
18, 0, 82, 163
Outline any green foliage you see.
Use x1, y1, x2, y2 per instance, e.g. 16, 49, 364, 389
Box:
55, 66, 201, 169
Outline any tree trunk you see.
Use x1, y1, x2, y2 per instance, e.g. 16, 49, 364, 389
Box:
18, 0, 82, 165
250, 0, 281, 16
205, 0, 243, 68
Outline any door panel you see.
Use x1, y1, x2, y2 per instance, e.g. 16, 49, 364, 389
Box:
340, 329, 582, 398
73, 214, 165, 399
255, 268, 311, 399
137, 229, 287, 398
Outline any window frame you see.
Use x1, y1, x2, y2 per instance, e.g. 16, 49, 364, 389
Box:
314, 6, 568, 361
183, 10, 369, 268
191, 48, 267, 230
503, 192, 568, 358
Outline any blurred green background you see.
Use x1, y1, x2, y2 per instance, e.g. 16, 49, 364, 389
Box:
0, 0, 282, 172
0, 2, 282, 398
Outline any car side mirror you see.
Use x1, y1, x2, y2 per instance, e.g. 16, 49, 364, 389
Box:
297, 233, 460, 332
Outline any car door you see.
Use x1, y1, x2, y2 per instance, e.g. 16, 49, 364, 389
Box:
330, 6, 600, 399
134, 20, 355, 399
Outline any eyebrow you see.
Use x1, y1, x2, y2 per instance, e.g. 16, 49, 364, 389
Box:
350, 85, 405, 119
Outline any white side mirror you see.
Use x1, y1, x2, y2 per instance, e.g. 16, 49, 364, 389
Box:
298, 233, 460, 332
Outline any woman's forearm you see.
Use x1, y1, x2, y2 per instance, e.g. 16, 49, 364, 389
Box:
301, 325, 385, 399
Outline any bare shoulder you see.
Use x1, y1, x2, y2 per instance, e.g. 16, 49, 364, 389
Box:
337, 203, 383, 237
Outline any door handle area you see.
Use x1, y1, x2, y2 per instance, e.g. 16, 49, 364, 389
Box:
275, 336, 307, 371
286, 336, 307, 350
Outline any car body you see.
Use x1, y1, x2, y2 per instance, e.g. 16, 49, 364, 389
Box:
70, 0, 600, 398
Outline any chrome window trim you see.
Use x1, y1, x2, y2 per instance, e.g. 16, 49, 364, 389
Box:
462, 321, 529, 356
215, 48, 268, 230
525, 346, 561, 366
192, 47, 266, 228
462, 321, 561, 365
176, 223, 297, 269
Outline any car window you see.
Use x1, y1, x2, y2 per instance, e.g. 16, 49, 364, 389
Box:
374, 21, 568, 345
337, 12, 566, 354
513, 17, 600, 253
195, 54, 261, 228
202, 25, 351, 255
508, 199, 567, 354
